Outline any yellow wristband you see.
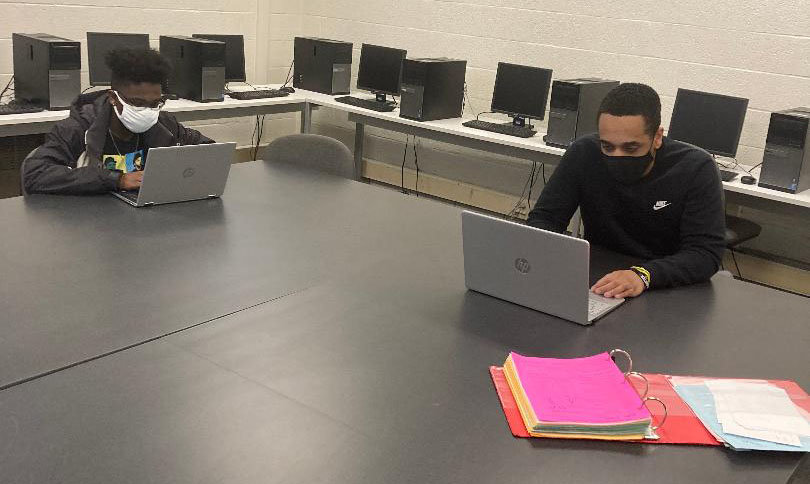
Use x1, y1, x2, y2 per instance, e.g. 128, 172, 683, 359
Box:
630, 266, 651, 289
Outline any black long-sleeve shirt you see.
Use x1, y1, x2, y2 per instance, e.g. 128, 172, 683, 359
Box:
527, 134, 725, 289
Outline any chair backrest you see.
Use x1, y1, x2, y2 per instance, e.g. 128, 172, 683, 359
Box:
20, 147, 38, 196
261, 134, 354, 179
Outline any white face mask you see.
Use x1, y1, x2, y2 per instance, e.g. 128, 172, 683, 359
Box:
112, 90, 161, 134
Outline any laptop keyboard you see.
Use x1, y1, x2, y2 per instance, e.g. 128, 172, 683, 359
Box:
119, 190, 139, 203
588, 297, 614, 319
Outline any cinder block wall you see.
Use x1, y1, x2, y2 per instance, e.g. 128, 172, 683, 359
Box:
0, 0, 303, 148
296, 0, 810, 264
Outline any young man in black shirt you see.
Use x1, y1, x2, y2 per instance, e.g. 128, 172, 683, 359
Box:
23, 48, 211, 194
527, 83, 725, 298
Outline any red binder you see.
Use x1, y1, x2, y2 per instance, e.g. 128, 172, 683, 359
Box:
490, 366, 721, 445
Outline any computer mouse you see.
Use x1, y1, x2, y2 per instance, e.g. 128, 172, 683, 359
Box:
741, 175, 756, 185
280, 86, 295, 94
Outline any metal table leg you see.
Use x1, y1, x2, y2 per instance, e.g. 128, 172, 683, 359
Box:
300, 104, 312, 134
353, 123, 365, 181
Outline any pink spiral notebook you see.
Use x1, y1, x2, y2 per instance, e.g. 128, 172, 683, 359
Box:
507, 352, 651, 426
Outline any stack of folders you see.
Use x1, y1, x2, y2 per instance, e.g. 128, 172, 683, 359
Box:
502, 352, 653, 440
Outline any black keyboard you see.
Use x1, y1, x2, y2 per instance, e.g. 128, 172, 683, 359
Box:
228, 89, 290, 100
462, 119, 537, 138
334, 96, 396, 112
0, 102, 45, 115
719, 169, 738, 182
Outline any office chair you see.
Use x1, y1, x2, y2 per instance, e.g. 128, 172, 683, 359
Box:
724, 214, 762, 280
19, 147, 38, 196
261, 134, 355, 179
725, 215, 762, 248
712, 162, 761, 280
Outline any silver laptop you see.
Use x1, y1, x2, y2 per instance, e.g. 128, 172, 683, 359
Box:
112, 142, 236, 207
461, 211, 624, 325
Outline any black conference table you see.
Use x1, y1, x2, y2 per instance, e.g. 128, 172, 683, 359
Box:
1, 161, 808, 483
0, 161, 460, 389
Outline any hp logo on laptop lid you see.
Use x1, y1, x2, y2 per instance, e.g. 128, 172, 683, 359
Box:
515, 258, 531, 274
182, 168, 196, 178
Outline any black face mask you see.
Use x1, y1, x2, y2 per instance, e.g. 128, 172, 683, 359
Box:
603, 145, 656, 185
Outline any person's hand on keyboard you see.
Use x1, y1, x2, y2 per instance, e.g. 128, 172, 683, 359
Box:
118, 171, 144, 191
591, 270, 646, 298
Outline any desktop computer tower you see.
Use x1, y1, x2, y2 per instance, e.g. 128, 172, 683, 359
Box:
399, 58, 466, 122
12, 33, 81, 110
544, 78, 619, 148
293, 37, 352, 95
192, 34, 246, 83
759, 107, 810, 194
160, 35, 226, 102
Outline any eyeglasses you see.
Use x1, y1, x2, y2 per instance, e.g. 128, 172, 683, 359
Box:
113, 90, 166, 111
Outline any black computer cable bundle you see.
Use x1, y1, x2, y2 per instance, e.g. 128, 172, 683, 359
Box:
0, 76, 14, 103
226, 81, 260, 94
280, 59, 295, 90
250, 114, 267, 161
400, 135, 422, 196
414, 137, 420, 197
401, 135, 409, 193
242, 66, 277, 161
712, 153, 761, 175
527, 160, 538, 209
401, 134, 411, 194
729, 249, 743, 281
506, 161, 544, 220
462, 82, 470, 116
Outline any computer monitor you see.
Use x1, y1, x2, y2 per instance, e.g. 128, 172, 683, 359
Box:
491, 62, 553, 125
357, 43, 407, 101
667, 88, 749, 158
87, 32, 150, 86
192, 34, 246, 83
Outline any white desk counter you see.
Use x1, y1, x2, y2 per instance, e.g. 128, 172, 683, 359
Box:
3, 87, 808, 209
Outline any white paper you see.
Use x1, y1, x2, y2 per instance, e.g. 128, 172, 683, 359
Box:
705, 380, 810, 445
721, 421, 802, 447
733, 412, 810, 437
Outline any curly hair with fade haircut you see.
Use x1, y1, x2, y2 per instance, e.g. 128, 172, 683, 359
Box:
597, 83, 662, 136
105, 48, 171, 89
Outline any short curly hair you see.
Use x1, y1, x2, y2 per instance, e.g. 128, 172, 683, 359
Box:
105, 48, 171, 89
597, 83, 661, 136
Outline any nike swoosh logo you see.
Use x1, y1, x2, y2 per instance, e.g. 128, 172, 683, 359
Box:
653, 202, 672, 211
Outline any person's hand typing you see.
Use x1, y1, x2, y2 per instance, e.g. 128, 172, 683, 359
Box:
118, 171, 143, 191
591, 270, 646, 298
